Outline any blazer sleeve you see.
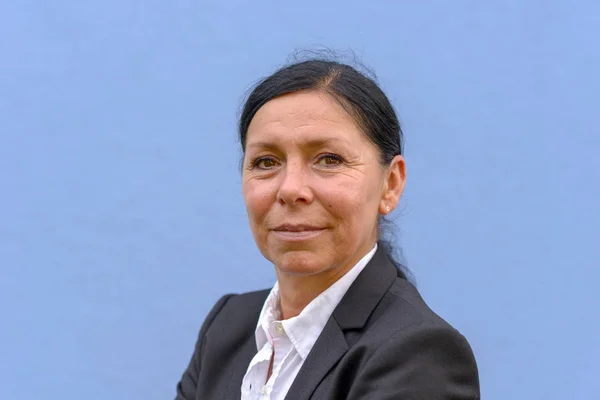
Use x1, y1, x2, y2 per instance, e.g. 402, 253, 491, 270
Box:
347, 326, 480, 400
175, 294, 235, 400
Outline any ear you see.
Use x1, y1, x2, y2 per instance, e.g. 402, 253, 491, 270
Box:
379, 155, 406, 215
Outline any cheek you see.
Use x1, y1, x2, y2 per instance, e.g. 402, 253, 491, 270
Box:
317, 176, 381, 224
243, 181, 276, 226
318, 181, 365, 220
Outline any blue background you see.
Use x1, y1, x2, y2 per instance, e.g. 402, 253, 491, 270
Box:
1, 1, 599, 399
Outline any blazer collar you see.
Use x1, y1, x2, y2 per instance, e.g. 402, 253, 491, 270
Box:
333, 243, 399, 330
285, 243, 399, 400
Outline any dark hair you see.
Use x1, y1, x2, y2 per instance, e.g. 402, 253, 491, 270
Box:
238, 56, 411, 281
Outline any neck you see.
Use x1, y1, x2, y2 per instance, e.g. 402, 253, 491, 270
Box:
275, 243, 376, 320
276, 271, 343, 320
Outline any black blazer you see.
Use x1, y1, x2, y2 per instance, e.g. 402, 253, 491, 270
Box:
176, 247, 480, 399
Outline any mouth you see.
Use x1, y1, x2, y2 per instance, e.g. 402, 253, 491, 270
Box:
271, 224, 326, 241
273, 224, 323, 232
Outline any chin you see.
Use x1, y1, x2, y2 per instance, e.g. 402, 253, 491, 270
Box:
273, 249, 331, 276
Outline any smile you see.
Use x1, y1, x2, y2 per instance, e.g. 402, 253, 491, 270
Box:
271, 226, 326, 242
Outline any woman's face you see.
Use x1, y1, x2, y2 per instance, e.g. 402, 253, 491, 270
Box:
242, 90, 404, 279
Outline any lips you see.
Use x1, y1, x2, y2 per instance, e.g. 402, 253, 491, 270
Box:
271, 224, 326, 241
273, 224, 324, 232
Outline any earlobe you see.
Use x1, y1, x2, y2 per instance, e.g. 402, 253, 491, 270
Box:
379, 203, 393, 215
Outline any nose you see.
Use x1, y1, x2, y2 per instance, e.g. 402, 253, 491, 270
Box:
276, 160, 313, 206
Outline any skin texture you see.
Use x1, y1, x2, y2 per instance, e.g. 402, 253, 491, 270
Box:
242, 90, 405, 319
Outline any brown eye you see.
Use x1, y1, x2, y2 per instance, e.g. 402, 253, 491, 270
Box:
317, 154, 343, 166
254, 157, 279, 169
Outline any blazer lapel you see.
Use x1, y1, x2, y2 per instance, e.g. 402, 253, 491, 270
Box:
285, 244, 399, 400
212, 289, 269, 400
284, 317, 348, 400
333, 246, 399, 330
223, 334, 258, 398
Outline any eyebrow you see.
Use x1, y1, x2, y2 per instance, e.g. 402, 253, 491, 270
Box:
245, 137, 351, 150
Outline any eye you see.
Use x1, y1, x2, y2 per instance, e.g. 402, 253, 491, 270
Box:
252, 156, 279, 170
316, 153, 344, 166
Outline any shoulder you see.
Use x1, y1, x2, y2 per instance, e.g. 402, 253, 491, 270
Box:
376, 278, 476, 356
201, 289, 270, 336
342, 278, 480, 399
206, 288, 270, 314
221, 289, 270, 317
364, 276, 478, 366
375, 277, 476, 366
379, 277, 463, 333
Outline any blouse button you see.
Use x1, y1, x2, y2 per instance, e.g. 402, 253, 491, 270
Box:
274, 322, 284, 335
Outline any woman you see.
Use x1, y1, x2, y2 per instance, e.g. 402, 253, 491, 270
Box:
175, 58, 480, 399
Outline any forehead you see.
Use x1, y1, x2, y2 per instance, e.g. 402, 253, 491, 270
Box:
246, 91, 367, 146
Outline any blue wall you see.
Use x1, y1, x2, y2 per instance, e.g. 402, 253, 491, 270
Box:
1, 1, 599, 399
